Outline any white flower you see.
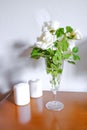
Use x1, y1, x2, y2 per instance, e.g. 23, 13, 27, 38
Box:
35, 21, 81, 52
43, 32, 56, 43
42, 26, 48, 32
38, 31, 56, 43
49, 21, 60, 30
35, 31, 57, 50
66, 32, 71, 37
35, 41, 53, 50
74, 29, 82, 40
42, 20, 60, 32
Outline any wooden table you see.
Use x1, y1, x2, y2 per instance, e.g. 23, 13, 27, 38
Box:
0, 91, 87, 130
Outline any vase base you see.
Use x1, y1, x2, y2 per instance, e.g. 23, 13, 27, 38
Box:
45, 100, 64, 111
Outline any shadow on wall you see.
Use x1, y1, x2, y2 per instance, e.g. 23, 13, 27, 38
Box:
1, 37, 87, 93
0, 41, 44, 93
74, 37, 87, 76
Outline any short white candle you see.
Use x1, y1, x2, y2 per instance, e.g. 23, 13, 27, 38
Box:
29, 79, 42, 98
14, 82, 30, 106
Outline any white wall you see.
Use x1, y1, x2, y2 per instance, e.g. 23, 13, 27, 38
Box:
0, 0, 87, 93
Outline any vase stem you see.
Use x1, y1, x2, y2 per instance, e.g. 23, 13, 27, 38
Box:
54, 93, 56, 101
46, 80, 64, 111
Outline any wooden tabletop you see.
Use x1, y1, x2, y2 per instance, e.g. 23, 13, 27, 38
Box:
0, 91, 87, 130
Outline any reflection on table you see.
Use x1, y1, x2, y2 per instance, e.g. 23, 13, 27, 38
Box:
0, 91, 87, 130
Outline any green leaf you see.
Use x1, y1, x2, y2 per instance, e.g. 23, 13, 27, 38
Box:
46, 67, 51, 74
72, 47, 79, 53
31, 47, 43, 59
55, 50, 62, 60
52, 71, 58, 76
66, 26, 73, 33
55, 28, 64, 37
31, 49, 39, 58
73, 54, 80, 60
53, 50, 62, 65
53, 56, 59, 65
68, 60, 75, 64
47, 48, 54, 56
50, 30, 55, 34
57, 68, 63, 73
50, 63, 57, 69
63, 53, 71, 59
54, 41, 58, 48
60, 38, 69, 51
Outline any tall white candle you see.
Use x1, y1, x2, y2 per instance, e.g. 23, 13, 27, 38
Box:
13, 82, 30, 106
29, 79, 42, 98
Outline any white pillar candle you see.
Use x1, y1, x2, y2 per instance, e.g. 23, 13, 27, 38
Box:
13, 82, 30, 106
29, 79, 42, 98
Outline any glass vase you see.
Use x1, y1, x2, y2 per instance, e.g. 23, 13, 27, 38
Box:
45, 72, 64, 111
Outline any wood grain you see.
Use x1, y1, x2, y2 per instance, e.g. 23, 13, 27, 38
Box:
0, 91, 87, 130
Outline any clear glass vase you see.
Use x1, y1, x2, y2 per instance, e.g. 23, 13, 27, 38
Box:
45, 72, 64, 111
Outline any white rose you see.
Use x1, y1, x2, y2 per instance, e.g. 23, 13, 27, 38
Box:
35, 32, 56, 50
42, 32, 56, 43
49, 21, 60, 30
35, 41, 53, 50
42, 32, 53, 43
37, 31, 56, 43
74, 29, 82, 40
42, 20, 60, 32
42, 26, 48, 32
42, 22, 49, 32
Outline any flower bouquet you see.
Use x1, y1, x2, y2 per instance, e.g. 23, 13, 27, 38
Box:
31, 20, 81, 111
